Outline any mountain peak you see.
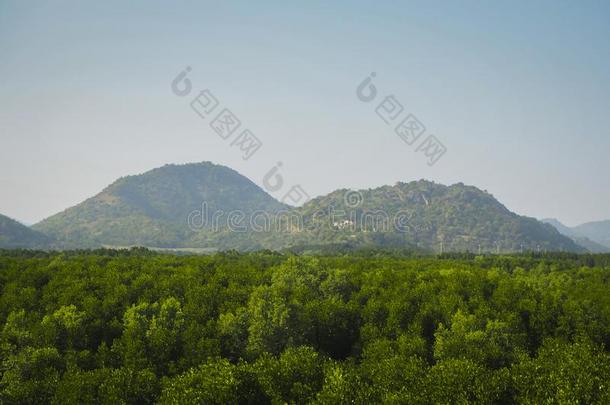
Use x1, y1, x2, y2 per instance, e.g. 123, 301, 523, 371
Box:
32, 162, 287, 248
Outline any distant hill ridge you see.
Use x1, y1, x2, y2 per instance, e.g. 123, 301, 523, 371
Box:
542, 218, 610, 253
275, 180, 583, 253
0, 161, 591, 252
0, 213, 52, 249
32, 162, 287, 248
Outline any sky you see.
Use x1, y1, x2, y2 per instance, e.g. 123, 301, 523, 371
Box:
1, 0, 609, 226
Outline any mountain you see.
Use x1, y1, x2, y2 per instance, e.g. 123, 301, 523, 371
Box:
570, 237, 610, 253
253, 181, 584, 253
33, 162, 288, 248
0, 214, 52, 249
573, 220, 610, 248
542, 218, 610, 253
540, 218, 577, 237
32, 163, 583, 253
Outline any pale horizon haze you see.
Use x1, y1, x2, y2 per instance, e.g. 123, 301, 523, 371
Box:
1, 0, 609, 227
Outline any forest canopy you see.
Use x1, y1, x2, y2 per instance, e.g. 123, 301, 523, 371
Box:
0, 249, 608, 404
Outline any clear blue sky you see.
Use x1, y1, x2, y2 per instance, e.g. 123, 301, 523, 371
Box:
1, 0, 609, 226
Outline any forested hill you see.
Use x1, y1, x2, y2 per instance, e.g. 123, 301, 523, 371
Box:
0, 213, 51, 248
32, 162, 288, 248
25, 162, 584, 252
261, 180, 584, 253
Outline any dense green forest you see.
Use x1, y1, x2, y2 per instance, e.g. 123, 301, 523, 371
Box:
0, 249, 609, 404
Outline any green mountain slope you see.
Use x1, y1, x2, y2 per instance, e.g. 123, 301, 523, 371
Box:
0, 214, 52, 248
32, 163, 583, 252
249, 181, 583, 253
33, 162, 288, 248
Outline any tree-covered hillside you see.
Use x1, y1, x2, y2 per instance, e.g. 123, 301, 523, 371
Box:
29, 163, 583, 253
32, 162, 287, 248
0, 214, 51, 249
251, 180, 583, 253
0, 250, 608, 403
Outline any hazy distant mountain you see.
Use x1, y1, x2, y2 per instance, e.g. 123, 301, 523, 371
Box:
31, 162, 583, 252
573, 220, 610, 248
540, 218, 577, 237
0, 213, 52, 249
542, 218, 610, 252
570, 237, 610, 253
33, 162, 288, 248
